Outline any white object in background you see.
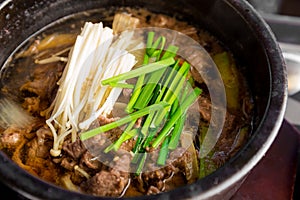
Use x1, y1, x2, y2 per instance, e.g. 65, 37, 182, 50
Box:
285, 98, 300, 126
279, 42, 300, 96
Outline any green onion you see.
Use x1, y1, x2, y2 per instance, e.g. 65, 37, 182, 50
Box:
135, 153, 147, 175
141, 110, 156, 136
80, 101, 169, 141
146, 32, 155, 50
142, 128, 158, 148
168, 113, 186, 150
108, 82, 134, 89
133, 133, 144, 153
148, 85, 162, 105
170, 98, 179, 116
101, 57, 175, 85
104, 120, 137, 153
163, 61, 190, 103
147, 36, 162, 55
152, 87, 202, 148
150, 38, 166, 60
154, 60, 180, 104
161, 45, 179, 60
126, 32, 166, 113
125, 54, 149, 113
133, 68, 167, 109
157, 136, 171, 166
153, 61, 191, 127
81, 31, 203, 174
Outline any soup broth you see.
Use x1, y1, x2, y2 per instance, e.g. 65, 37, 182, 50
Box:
0, 7, 253, 197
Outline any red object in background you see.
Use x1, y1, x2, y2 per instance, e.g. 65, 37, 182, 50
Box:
232, 120, 300, 200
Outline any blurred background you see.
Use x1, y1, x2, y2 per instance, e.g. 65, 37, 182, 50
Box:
247, 1, 300, 199
247, 0, 300, 44
248, 0, 300, 15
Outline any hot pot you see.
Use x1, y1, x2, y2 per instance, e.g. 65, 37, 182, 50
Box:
0, 0, 287, 199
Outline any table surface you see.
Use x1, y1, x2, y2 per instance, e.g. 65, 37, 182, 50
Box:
232, 120, 300, 200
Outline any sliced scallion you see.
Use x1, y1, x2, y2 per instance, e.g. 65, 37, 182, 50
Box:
152, 87, 202, 148
80, 101, 169, 141
101, 57, 175, 85
157, 136, 171, 166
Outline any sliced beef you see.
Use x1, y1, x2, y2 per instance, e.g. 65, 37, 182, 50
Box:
80, 151, 103, 171
61, 157, 77, 171
198, 95, 212, 122
82, 170, 127, 197
62, 138, 86, 160
20, 62, 64, 101
0, 119, 44, 151
36, 126, 52, 145
146, 186, 161, 195
22, 137, 61, 183
81, 153, 131, 197
22, 96, 47, 114
136, 147, 194, 194
0, 126, 25, 149
170, 148, 194, 181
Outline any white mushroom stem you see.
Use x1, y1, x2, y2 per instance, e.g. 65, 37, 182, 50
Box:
46, 21, 141, 156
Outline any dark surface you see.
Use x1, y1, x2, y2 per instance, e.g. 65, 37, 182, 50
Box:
232, 120, 299, 200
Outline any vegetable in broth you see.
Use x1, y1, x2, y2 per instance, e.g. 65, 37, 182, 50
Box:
0, 7, 254, 197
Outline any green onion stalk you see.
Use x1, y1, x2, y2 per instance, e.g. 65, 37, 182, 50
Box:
80, 31, 202, 173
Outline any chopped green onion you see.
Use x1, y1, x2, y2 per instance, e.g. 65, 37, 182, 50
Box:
142, 128, 158, 148
161, 45, 179, 60
146, 32, 155, 49
109, 82, 134, 89
168, 113, 186, 150
152, 87, 202, 148
153, 61, 190, 127
135, 153, 147, 175
150, 38, 166, 60
147, 36, 162, 55
101, 57, 175, 85
84, 31, 203, 174
157, 136, 171, 166
141, 110, 156, 136
154, 60, 181, 104
125, 54, 149, 113
133, 133, 144, 153
80, 101, 169, 141
163, 61, 190, 103
133, 68, 167, 109
126, 33, 168, 112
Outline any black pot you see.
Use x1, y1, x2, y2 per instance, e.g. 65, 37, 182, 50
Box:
0, 0, 287, 199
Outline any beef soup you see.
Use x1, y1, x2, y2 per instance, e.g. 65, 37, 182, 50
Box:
0, 7, 254, 197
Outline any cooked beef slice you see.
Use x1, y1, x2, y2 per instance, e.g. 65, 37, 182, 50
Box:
0, 126, 25, 149
20, 62, 64, 101
81, 154, 131, 197
63, 138, 86, 160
